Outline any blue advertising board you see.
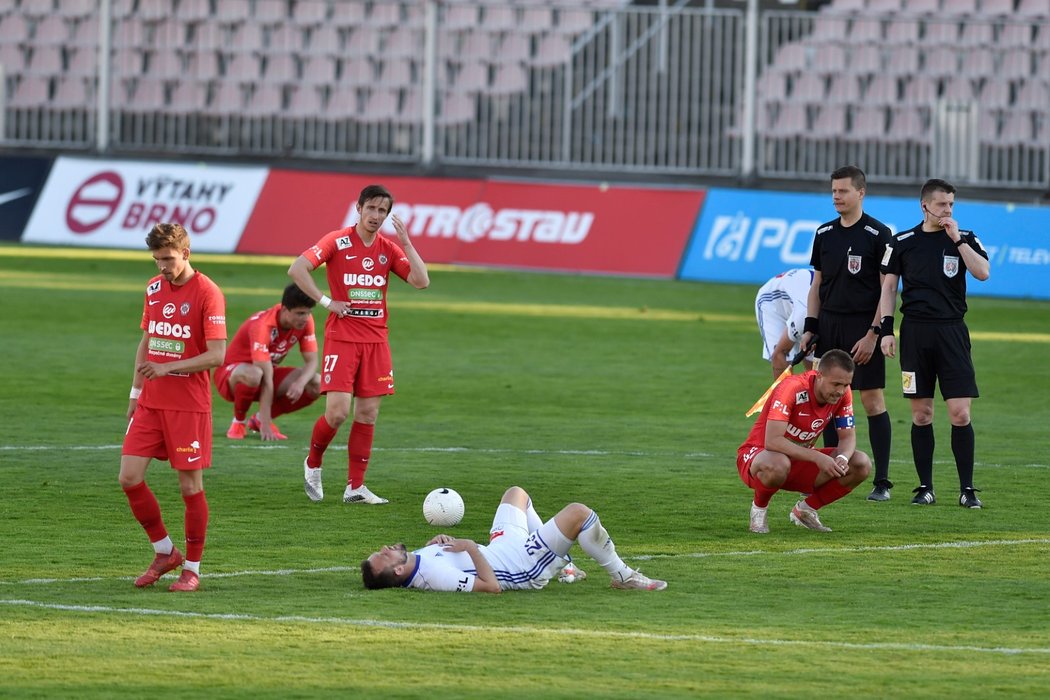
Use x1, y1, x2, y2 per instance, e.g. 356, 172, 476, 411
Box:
679, 188, 1050, 300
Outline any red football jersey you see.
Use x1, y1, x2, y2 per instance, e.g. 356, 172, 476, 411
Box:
742, 370, 854, 450
224, 304, 317, 366
301, 226, 412, 343
138, 271, 226, 413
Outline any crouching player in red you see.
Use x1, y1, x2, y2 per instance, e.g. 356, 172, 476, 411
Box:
215, 284, 321, 441
120, 223, 226, 592
737, 348, 871, 533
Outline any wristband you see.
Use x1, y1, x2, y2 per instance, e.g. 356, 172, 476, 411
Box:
880, 315, 894, 337
835, 454, 849, 465
954, 238, 966, 248
129, 386, 142, 400
870, 324, 881, 336
319, 295, 332, 309
803, 316, 819, 335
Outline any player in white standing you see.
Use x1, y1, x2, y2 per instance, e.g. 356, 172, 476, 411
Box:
755, 268, 815, 378
288, 184, 429, 504
362, 486, 667, 592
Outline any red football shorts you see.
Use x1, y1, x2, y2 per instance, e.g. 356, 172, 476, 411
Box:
123, 404, 213, 470
320, 340, 394, 398
737, 444, 834, 493
215, 363, 298, 402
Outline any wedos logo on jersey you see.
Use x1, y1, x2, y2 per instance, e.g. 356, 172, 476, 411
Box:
148, 320, 192, 339
343, 273, 386, 287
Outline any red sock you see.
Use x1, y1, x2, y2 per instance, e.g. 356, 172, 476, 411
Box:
183, 490, 208, 562
123, 481, 168, 542
232, 383, 257, 421
752, 484, 778, 508
270, 391, 319, 419
307, 415, 339, 468
805, 479, 853, 509
348, 421, 375, 488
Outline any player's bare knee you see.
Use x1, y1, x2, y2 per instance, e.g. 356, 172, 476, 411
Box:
849, 452, 871, 482
501, 486, 529, 505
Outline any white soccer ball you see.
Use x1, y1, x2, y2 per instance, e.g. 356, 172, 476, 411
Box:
422, 487, 465, 527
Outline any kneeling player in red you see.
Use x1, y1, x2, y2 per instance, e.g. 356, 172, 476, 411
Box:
737, 348, 871, 533
214, 283, 321, 441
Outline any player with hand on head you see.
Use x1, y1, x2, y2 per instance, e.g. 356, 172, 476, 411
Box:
879, 178, 990, 509
737, 349, 871, 534
801, 166, 895, 502
362, 486, 667, 592
755, 268, 816, 378
120, 223, 226, 592
288, 184, 429, 505
214, 283, 321, 441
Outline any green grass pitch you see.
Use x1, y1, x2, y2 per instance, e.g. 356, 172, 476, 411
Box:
1, 244, 1049, 698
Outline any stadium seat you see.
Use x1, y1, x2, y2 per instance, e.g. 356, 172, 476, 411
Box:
521, 7, 555, 35
458, 30, 497, 60
293, 0, 328, 27
126, 79, 166, 112
497, 33, 533, 65
998, 48, 1033, 80
979, 78, 1011, 109
864, 74, 899, 104
55, 0, 94, 20
827, 73, 863, 104
24, 45, 63, 76
481, 5, 517, 32
377, 58, 415, 88
444, 4, 479, 32
847, 106, 887, 140
532, 33, 573, 68
941, 75, 976, 101
789, 73, 826, 102
304, 25, 342, 55
300, 54, 337, 86
884, 19, 920, 45
285, 85, 326, 117
224, 54, 263, 84
49, 77, 91, 108
921, 48, 958, 78
812, 44, 847, 74
939, 0, 978, 17
923, 20, 959, 43
244, 83, 285, 116
809, 15, 848, 42
902, 75, 938, 105
254, 0, 290, 26
176, 0, 212, 24
902, 0, 940, 16
1013, 78, 1050, 110
771, 43, 808, 72
356, 88, 401, 122
368, 3, 401, 29
341, 56, 376, 87
111, 47, 144, 78
439, 91, 476, 125
849, 18, 883, 42
228, 22, 265, 54
489, 63, 528, 95
0, 14, 29, 46
9, 74, 50, 107
344, 28, 381, 58
214, 0, 252, 27
1017, 0, 1050, 19
383, 29, 423, 59
1035, 24, 1050, 49
846, 45, 882, 75
866, 0, 904, 15
997, 23, 1031, 48
887, 106, 930, 144
821, 0, 866, 13
268, 25, 303, 54
210, 82, 247, 114
20, 0, 54, 20
959, 47, 995, 78
808, 103, 847, 139
996, 110, 1035, 144
756, 71, 788, 101
397, 87, 424, 124
148, 49, 185, 81
137, 0, 172, 23
32, 16, 70, 46
885, 45, 920, 75
554, 8, 594, 36
264, 54, 299, 84
325, 87, 358, 118
449, 60, 490, 93
958, 21, 993, 47
976, 0, 1016, 17
168, 80, 209, 114
331, 2, 367, 28
69, 17, 99, 47
0, 43, 25, 74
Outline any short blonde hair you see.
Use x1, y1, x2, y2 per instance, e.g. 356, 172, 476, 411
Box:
145, 223, 190, 251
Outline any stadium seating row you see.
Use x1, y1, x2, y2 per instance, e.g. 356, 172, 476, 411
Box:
820, 0, 1050, 19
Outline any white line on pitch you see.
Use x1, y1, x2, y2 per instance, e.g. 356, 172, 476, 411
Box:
2, 444, 1045, 468
0, 598, 1046, 656
4, 539, 1048, 587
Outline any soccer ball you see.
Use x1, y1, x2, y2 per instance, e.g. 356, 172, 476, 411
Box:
422, 487, 465, 527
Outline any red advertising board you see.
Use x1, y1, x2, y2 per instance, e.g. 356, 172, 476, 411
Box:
239, 170, 705, 277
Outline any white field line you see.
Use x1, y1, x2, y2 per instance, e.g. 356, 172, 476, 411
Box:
0, 598, 1046, 656
3, 539, 1047, 587
1, 443, 1046, 468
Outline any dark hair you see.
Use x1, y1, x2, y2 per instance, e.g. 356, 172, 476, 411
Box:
920, 178, 956, 201
819, 348, 855, 375
281, 283, 315, 310
830, 165, 866, 191
145, 222, 189, 251
361, 558, 402, 590
358, 184, 394, 208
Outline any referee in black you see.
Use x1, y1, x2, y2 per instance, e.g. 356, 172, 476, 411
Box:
801, 166, 895, 501
879, 178, 990, 508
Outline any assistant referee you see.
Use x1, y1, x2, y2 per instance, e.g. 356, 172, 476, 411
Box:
878, 178, 991, 509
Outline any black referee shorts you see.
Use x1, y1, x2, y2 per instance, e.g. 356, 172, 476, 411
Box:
898, 319, 979, 400
816, 311, 886, 391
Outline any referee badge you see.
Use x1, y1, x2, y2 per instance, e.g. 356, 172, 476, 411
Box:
902, 371, 916, 394
943, 255, 960, 278
847, 254, 862, 274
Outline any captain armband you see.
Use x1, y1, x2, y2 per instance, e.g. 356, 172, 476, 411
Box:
129, 386, 142, 400
319, 295, 333, 309
834, 416, 854, 429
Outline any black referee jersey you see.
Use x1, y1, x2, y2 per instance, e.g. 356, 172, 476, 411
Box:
809, 212, 893, 315
881, 224, 989, 321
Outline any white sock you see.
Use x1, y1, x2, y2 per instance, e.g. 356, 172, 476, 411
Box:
152, 536, 174, 555
575, 511, 631, 581
183, 560, 200, 574
751, 502, 766, 511
525, 498, 543, 532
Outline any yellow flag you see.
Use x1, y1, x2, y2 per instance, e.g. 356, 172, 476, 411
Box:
746, 367, 792, 417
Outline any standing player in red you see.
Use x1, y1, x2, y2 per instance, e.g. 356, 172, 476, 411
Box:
288, 184, 429, 504
737, 349, 871, 534
120, 223, 226, 592
215, 283, 321, 441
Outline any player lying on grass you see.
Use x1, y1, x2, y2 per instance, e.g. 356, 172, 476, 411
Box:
214, 283, 321, 441
737, 348, 871, 534
361, 486, 667, 592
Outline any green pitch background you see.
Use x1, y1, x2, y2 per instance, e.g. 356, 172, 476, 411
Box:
1, 245, 1048, 698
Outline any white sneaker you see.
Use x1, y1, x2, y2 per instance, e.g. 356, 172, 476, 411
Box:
304, 459, 323, 502
611, 569, 667, 591
749, 503, 769, 534
343, 484, 389, 505
789, 500, 832, 532
557, 562, 588, 584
